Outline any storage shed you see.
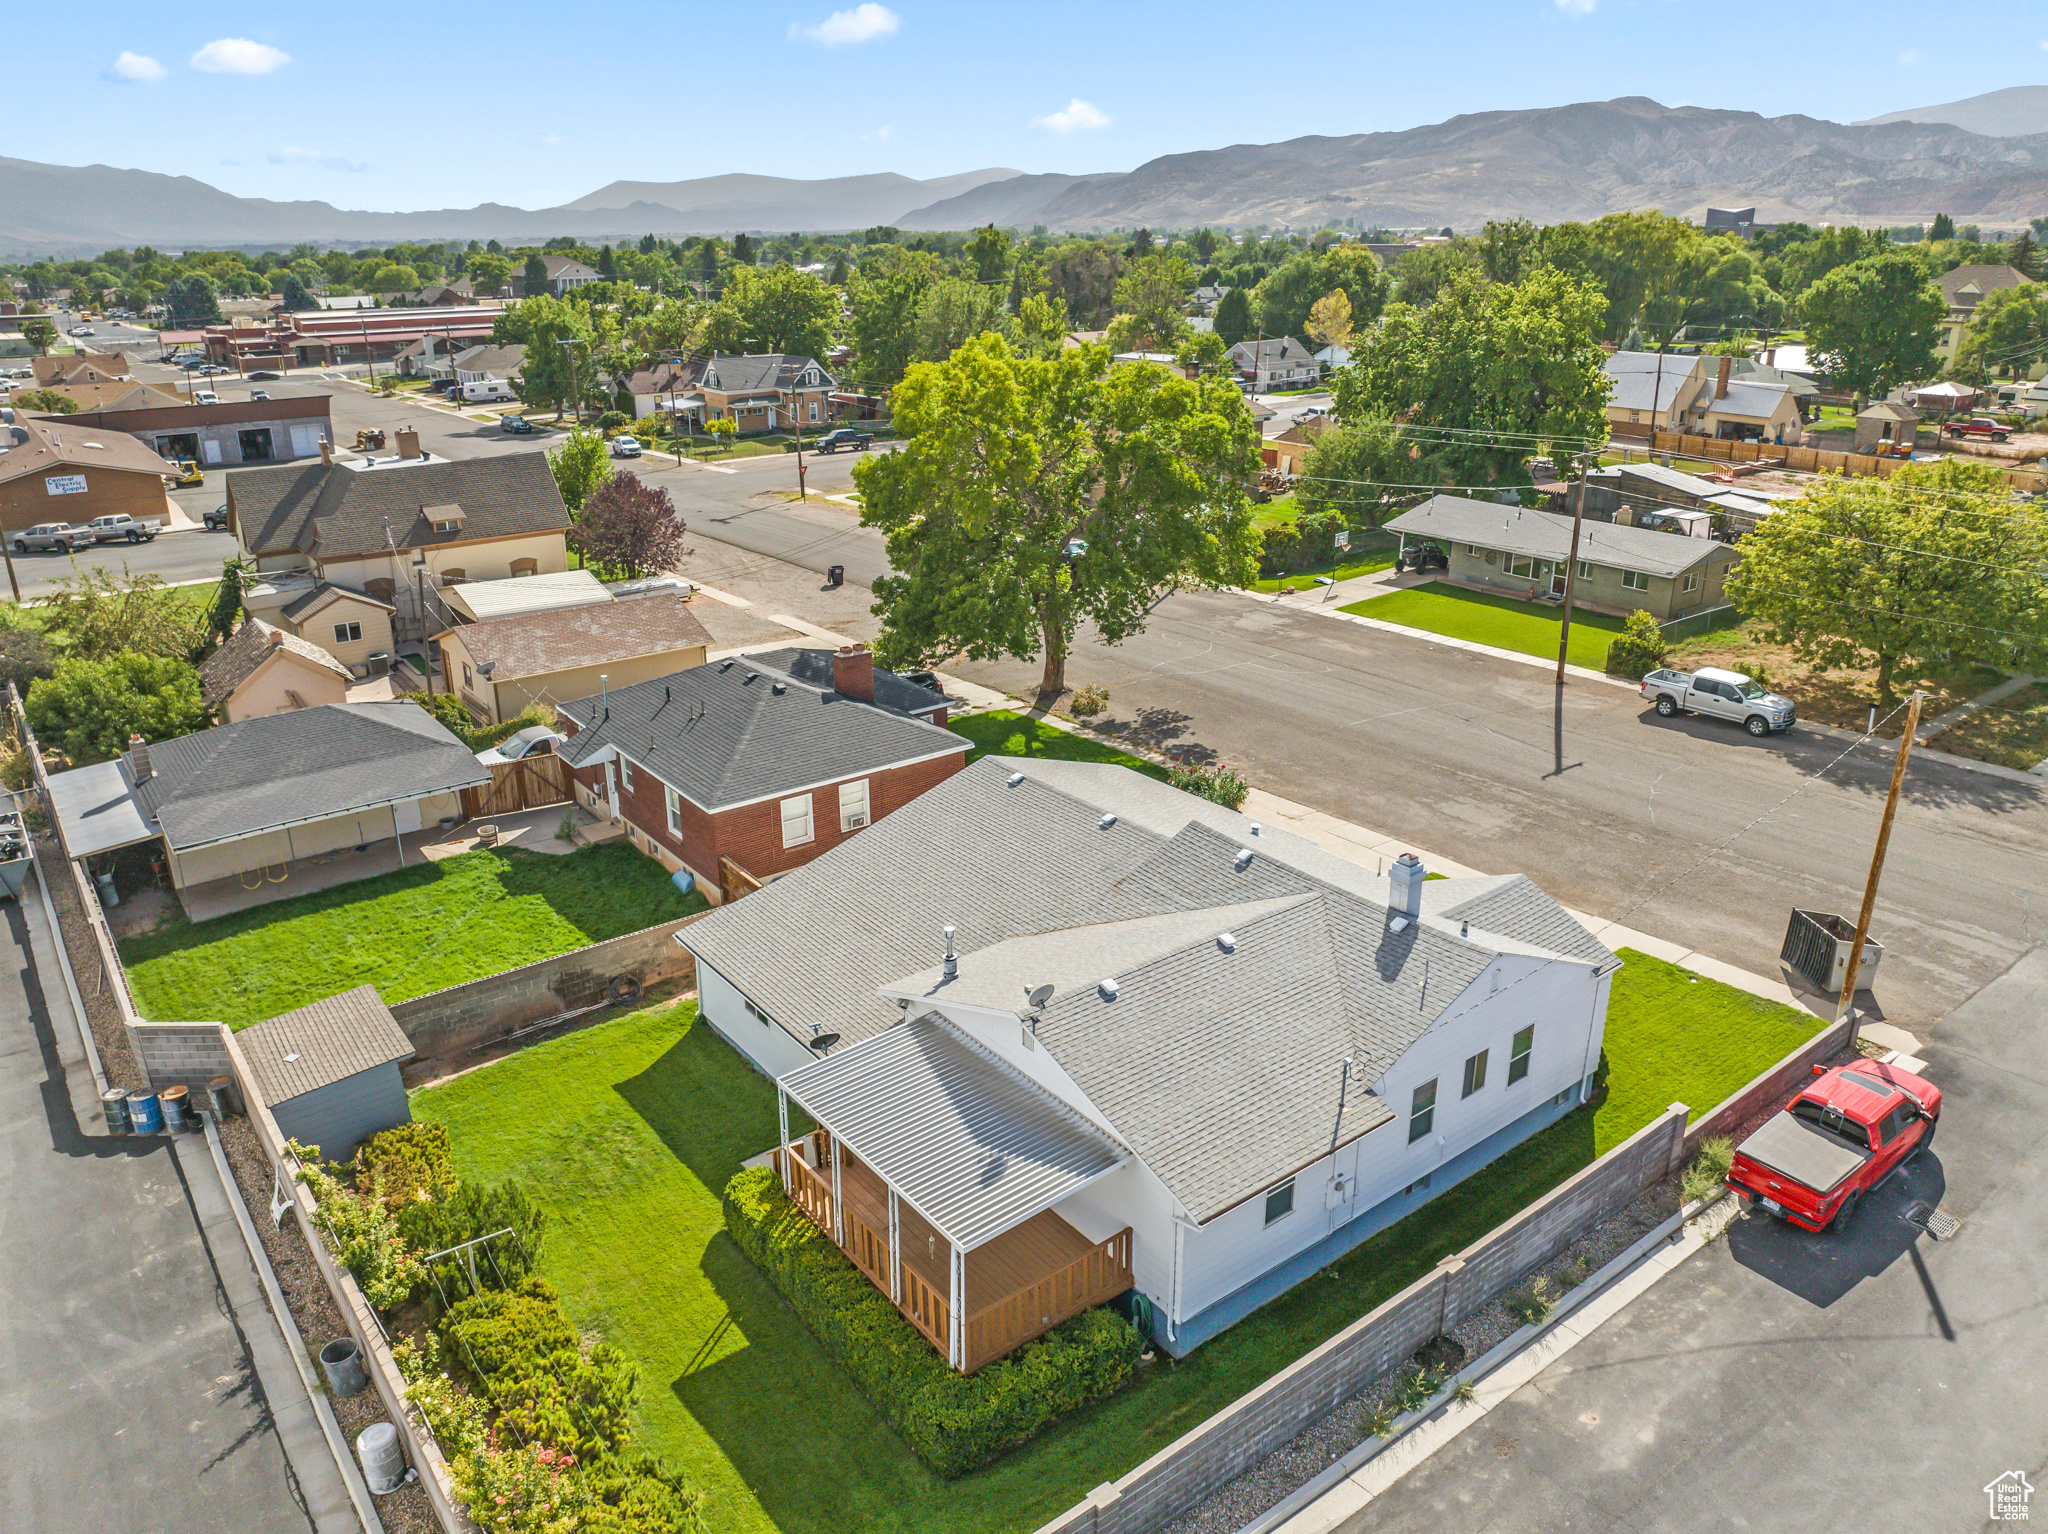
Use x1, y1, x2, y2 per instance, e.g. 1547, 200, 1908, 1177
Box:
238, 986, 415, 1160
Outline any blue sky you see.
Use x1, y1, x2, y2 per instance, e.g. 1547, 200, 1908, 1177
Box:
18, 1, 2046, 211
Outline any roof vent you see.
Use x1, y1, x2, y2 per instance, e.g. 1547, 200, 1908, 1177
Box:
744, 671, 758, 684
1234, 848, 1254, 871
719, 658, 734, 670
772, 682, 786, 695
1248, 822, 1261, 837
1388, 915, 1410, 933
1216, 932, 1237, 953
1461, 920, 1469, 938
942, 925, 958, 982
1006, 771, 1025, 787
1099, 813, 1117, 830
1098, 978, 1120, 1001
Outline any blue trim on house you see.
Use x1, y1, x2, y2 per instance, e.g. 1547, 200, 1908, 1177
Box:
1154, 1079, 1587, 1357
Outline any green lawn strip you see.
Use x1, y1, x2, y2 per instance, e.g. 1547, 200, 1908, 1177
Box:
403, 948, 1810, 1533
1249, 545, 1398, 593
118, 843, 701, 1027
1928, 683, 2048, 771
1342, 582, 1624, 670
949, 709, 1171, 782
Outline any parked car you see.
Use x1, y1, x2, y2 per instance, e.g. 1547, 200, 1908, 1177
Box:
12, 523, 94, 554
1942, 417, 2011, 441
84, 514, 158, 544
610, 434, 644, 458
1640, 665, 1796, 736
1726, 1059, 1939, 1233
500, 415, 536, 434
166, 458, 205, 487
247, 370, 280, 381
194, 391, 220, 405
814, 427, 873, 453
249, 389, 270, 401
1294, 405, 1330, 424
900, 668, 943, 695
203, 504, 231, 530
474, 725, 566, 767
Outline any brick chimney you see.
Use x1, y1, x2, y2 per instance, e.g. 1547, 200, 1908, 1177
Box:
1716, 355, 1731, 400
318, 436, 333, 467
128, 732, 151, 781
832, 644, 875, 702
266, 624, 286, 648
396, 426, 422, 459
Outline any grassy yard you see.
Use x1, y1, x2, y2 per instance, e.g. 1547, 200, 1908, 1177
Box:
1251, 543, 1399, 594
1342, 581, 1626, 671
1932, 682, 2048, 770
408, 947, 1820, 1534
119, 843, 703, 1027
949, 709, 1171, 781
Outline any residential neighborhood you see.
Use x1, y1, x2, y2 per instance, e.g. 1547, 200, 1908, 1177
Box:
3, 25, 2047, 1534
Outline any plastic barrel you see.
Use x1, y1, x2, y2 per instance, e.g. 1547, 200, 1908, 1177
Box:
671, 867, 695, 897
127, 1091, 162, 1134
356, 1422, 406, 1495
159, 1085, 191, 1132
319, 1338, 367, 1397
101, 1088, 131, 1135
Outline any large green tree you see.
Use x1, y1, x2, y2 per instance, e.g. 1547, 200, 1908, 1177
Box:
855, 335, 1262, 696
1331, 267, 1611, 485
501, 294, 596, 416
1725, 460, 2048, 707
910, 277, 1012, 365
1212, 286, 1253, 347
1295, 419, 1444, 524
546, 429, 614, 519
1109, 253, 1194, 350
1799, 252, 1944, 399
162, 272, 224, 327
1956, 282, 2048, 382
700, 264, 837, 359
1252, 246, 1388, 341
849, 248, 944, 389
26, 652, 206, 763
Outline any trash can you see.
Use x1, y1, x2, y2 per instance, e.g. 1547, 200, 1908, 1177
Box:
827, 564, 844, 587
1781, 909, 1883, 997
127, 1090, 163, 1134
203, 1075, 242, 1120
159, 1084, 193, 1132
356, 1423, 407, 1495
320, 1337, 367, 1397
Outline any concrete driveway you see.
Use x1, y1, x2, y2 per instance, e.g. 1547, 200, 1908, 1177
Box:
1338, 948, 2048, 1533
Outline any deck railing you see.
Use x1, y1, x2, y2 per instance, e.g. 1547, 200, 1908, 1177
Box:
964, 1226, 1133, 1373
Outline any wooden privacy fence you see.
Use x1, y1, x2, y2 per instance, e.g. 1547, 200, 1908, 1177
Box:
461, 752, 571, 817
1648, 430, 2047, 492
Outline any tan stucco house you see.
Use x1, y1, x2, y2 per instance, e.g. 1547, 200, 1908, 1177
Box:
200, 620, 352, 722
435, 592, 713, 725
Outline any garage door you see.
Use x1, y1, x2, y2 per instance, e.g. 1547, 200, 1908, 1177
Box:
290, 423, 323, 458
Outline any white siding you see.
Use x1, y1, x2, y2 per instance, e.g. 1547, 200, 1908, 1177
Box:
696, 962, 816, 1081
1054, 1160, 1180, 1322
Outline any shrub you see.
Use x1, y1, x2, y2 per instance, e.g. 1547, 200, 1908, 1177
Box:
1166, 758, 1251, 811
466, 703, 557, 754
25, 651, 207, 764
1682, 1136, 1735, 1205
442, 1276, 639, 1462
1393, 1365, 1442, 1414
1503, 1279, 1553, 1328
722, 1166, 1141, 1477
1070, 684, 1109, 717
355, 1121, 456, 1209
0, 628, 55, 700
295, 1150, 425, 1310
1604, 608, 1668, 677
399, 1179, 547, 1300
596, 410, 631, 434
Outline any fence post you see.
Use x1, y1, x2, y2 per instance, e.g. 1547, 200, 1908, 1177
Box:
1086, 1481, 1120, 1534
1665, 1103, 1690, 1179
1435, 1255, 1465, 1337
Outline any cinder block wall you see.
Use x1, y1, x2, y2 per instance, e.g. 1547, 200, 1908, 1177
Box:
130, 1022, 232, 1089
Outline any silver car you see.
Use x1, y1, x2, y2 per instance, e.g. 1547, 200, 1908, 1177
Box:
13, 523, 94, 553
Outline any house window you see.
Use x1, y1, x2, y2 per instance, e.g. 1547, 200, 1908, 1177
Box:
1263, 1178, 1295, 1226
434, 520, 461, 535
333, 620, 362, 644
1405, 1172, 1432, 1195
808, 400, 819, 422
1620, 570, 1649, 591
780, 793, 814, 848
664, 784, 680, 834
1506, 556, 1539, 579
620, 757, 634, 793
838, 778, 870, 832
1465, 544, 1480, 556
462, 662, 472, 688
1577, 562, 1594, 580
1508, 1025, 1534, 1085
1462, 1049, 1489, 1098
1629, 410, 1641, 423
1408, 1079, 1437, 1144
1681, 572, 1700, 593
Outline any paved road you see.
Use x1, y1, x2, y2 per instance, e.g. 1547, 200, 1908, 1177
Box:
1349, 948, 2048, 1534
0, 882, 316, 1530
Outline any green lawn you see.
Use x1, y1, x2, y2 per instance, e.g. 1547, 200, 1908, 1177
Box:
405, 946, 1820, 1534
1251, 544, 1399, 594
949, 709, 1171, 781
1342, 581, 1626, 671
119, 843, 704, 1027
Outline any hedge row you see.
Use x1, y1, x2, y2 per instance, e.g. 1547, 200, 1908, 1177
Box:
721, 1165, 1142, 1477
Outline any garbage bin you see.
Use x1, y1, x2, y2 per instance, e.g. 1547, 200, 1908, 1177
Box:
1781, 909, 1883, 997
827, 564, 845, 588
320, 1337, 367, 1397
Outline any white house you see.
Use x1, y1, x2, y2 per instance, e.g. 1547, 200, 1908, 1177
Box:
1227, 336, 1319, 391
681, 757, 1615, 1370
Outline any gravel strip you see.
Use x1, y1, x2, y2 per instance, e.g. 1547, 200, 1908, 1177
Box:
35, 834, 145, 1092
217, 1116, 438, 1534
1162, 1176, 1682, 1534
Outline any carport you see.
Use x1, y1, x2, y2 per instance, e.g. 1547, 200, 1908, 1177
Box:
42, 757, 157, 863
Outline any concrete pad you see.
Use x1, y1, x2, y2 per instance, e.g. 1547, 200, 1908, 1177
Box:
1887, 1053, 1931, 1074
1858, 1020, 1923, 1055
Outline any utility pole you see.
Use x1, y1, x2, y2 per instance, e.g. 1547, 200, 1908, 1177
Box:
1836, 690, 1925, 1035
1551, 446, 1594, 775
1, 538, 20, 605
556, 337, 586, 428
792, 361, 808, 498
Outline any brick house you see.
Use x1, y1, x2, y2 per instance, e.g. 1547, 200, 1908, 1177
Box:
556, 645, 964, 900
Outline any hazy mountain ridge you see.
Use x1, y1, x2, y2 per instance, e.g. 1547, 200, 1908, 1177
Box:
1859, 85, 2048, 139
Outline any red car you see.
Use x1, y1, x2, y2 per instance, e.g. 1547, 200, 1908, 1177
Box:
1942, 417, 2011, 441
1725, 1059, 1940, 1233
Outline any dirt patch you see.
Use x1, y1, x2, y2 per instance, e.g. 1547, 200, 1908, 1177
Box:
1665, 628, 2007, 739
1931, 683, 2048, 772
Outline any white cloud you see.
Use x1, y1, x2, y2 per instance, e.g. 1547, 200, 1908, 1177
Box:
1898, 48, 1920, 64
191, 38, 291, 75
1553, 0, 1597, 14
106, 51, 166, 83
1031, 98, 1111, 135
268, 147, 367, 172
789, 3, 900, 46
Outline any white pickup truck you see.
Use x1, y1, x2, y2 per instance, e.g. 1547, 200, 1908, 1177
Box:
1640, 666, 1797, 737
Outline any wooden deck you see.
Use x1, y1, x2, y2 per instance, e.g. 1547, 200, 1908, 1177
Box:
779, 1128, 1132, 1373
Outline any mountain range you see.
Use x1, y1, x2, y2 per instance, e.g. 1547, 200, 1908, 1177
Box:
6, 90, 2047, 256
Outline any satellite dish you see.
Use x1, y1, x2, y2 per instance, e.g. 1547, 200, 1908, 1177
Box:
1025, 983, 1055, 1009
808, 1032, 840, 1052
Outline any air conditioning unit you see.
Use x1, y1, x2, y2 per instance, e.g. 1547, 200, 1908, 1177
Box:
842, 812, 868, 831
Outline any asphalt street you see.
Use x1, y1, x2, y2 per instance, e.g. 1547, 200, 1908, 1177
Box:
1348, 948, 2048, 1534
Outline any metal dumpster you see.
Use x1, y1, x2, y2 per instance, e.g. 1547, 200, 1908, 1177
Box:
1781, 908, 1883, 997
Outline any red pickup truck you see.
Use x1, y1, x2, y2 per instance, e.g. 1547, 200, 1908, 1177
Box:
1725, 1059, 1940, 1233
1942, 417, 2011, 442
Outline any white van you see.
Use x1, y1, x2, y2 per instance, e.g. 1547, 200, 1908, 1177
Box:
462, 378, 518, 404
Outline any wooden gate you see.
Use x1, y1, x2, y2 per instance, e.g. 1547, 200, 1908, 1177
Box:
462, 753, 571, 817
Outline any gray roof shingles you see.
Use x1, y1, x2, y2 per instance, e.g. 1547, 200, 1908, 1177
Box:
238, 984, 415, 1104
229, 454, 571, 560
741, 647, 946, 717
199, 619, 351, 709
1388, 494, 1728, 578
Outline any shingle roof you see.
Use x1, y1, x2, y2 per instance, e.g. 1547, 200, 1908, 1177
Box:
200, 619, 352, 709
1604, 352, 1701, 413
127, 701, 490, 851
1702, 378, 1794, 420
1387, 494, 1729, 577
698, 353, 832, 394
779, 1013, 1125, 1250
445, 593, 712, 682
228, 454, 571, 560
681, 756, 1611, 1224
1229, 336, 1313, 366
741, 647, 946, 717
0, 413, 178, 486
280, 582, 395, 622
238, 985, 414, 1104
451, 343, 524, 377
1938, 264, 2029, 310
555, 654, 965, 813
